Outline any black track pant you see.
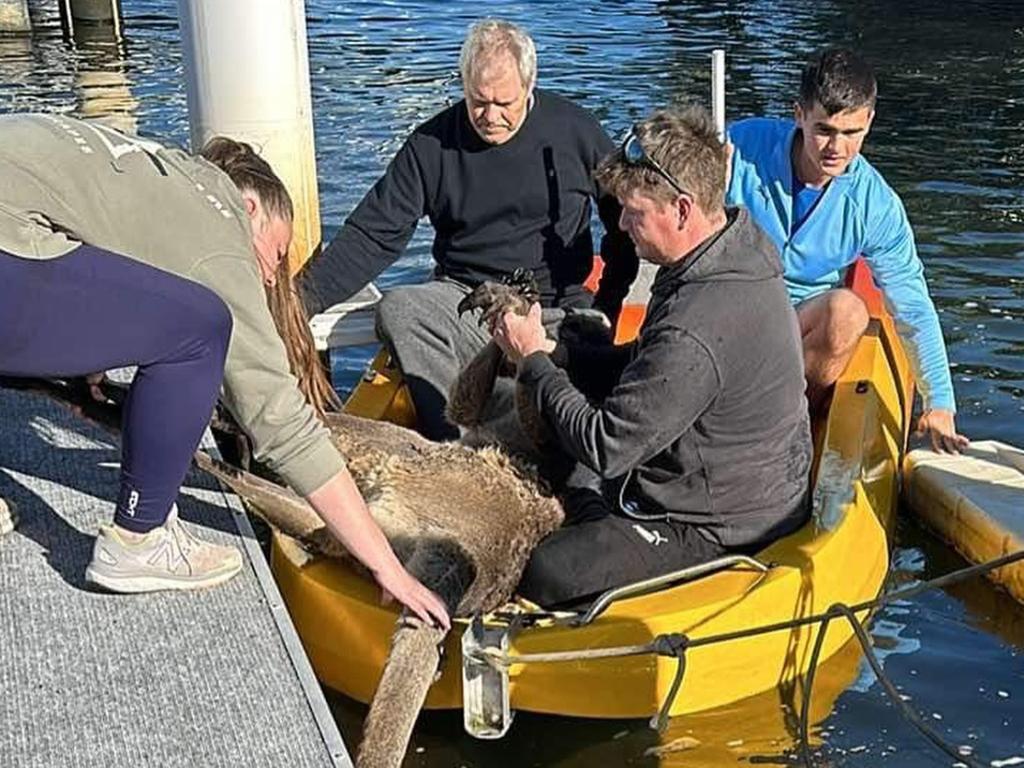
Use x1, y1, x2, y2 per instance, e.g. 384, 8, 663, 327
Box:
0, 245, 231, 532
517, 487, 727, 609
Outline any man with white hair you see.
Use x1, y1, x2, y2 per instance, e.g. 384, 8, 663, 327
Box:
300, 19, 636, 440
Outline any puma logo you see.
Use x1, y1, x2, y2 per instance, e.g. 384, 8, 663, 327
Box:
632, 523, 668, 547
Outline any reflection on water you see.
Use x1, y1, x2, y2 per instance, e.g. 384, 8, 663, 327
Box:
328, 634, 870, 767
2, 1, 1023, 765
69, 25, 138, 135
0, 3, 139, 133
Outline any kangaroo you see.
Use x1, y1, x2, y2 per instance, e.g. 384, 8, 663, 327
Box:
195, 411, 564, 768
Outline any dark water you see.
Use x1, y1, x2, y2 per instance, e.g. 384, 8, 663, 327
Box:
2, 1, 1023, 765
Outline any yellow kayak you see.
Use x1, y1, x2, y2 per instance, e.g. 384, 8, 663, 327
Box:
273, 260, 913, 719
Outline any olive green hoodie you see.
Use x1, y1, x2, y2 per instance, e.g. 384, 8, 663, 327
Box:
0, 113, 344, 495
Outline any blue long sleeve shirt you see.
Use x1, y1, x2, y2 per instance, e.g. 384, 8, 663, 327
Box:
725, 117, 955, 412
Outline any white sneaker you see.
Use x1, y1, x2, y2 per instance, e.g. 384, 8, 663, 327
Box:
85, 505, 243, 593
0, 497, 16, 537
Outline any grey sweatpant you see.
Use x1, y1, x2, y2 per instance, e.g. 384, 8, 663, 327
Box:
376, 279, 565, 441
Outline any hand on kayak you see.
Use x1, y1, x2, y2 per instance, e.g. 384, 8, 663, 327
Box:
376, 563, 451, 631
915, 408, 969, 454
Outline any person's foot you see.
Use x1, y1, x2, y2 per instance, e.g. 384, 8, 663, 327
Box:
85, 505, 242, 593
0, 497, 17, 537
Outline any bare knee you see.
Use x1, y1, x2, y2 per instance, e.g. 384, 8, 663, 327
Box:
800, 290, 869, 357
825, 291, 869, 353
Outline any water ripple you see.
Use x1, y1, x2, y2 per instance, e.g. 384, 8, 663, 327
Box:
4, 1, 1024, 764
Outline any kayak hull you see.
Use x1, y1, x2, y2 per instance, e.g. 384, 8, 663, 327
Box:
273, 260, 912, 717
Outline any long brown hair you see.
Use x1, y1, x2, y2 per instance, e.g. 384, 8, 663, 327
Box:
266, 260, 341, 417
201, 136, 340, 419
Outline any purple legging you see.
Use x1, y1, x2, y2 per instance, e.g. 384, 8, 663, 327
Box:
0, 245, 231, 532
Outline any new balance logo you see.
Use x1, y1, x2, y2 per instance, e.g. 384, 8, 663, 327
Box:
632, 524, 668, 547
147, 541, 186, 574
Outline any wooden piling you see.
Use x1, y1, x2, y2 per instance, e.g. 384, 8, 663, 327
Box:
58, 0, 122, 40
0, 0, 31, 34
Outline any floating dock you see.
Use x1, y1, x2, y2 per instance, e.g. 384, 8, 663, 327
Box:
904, 441, 1024, 603
0, 386, 353, 767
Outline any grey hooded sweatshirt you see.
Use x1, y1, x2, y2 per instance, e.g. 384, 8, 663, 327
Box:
0, 113, 344, 497
518, 207, 812, 549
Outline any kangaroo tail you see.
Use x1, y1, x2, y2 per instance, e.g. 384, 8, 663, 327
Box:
357, 538, 475, 767
356, 618, 447, 768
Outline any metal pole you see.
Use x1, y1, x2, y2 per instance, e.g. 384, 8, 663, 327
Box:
177, 0, 322, 274
0, 0, 31, 33
59, 0, 122, 40
711, 48, 726, 143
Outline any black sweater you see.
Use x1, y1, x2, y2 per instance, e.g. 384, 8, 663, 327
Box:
300, 90, 637, 319
520, 209, 812, 550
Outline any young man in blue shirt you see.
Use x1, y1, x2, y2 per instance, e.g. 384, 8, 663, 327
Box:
726, 48, 967, 454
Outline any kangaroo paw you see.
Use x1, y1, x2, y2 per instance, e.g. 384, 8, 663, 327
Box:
456, 271, 541, 328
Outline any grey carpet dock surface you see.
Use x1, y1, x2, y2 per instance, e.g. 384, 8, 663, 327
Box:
0, 387, 353, 767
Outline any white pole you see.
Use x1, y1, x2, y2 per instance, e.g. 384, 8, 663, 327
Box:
711, 48, 726, 144
178, 0, 321, 274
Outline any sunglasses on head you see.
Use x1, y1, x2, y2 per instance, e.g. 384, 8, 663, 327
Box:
621, 129, 690, 198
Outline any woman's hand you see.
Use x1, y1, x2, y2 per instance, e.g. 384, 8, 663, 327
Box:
306, 467, 452, 631
375, 562, 452, 630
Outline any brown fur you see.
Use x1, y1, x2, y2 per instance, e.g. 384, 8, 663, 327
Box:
446, 276, 615, 456
197, 411, 564, 768
446, 277, 619, 463
362, 618, 447, 768
447, 277, 548, 452
446, 340, 508, 428
232, 266, 565, 768
201, 411, 564, 620
328, 411, 565, 611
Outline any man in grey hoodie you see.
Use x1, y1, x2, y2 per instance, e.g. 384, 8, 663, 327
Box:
492, 106, 812, 607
